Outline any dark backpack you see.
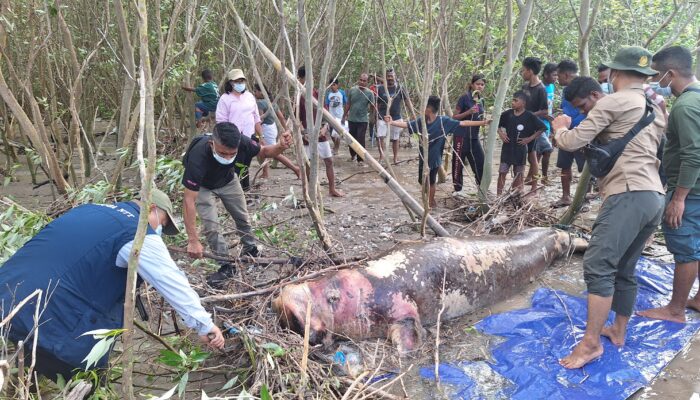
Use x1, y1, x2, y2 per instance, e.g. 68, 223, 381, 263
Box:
583, 96, 655, 178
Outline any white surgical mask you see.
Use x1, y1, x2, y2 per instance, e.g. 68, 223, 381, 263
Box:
233, 82, 246, 93
650, 71, 672, 97
600, 82, 612, 94
212, 148, 236, 165
154, 208, 163, 236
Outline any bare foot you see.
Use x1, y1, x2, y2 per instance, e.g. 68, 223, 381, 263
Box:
552, 197, 572, 208
637, 306, 686, 323
687, 298, 700, 313
601, 325, 625, 346
330, 189, 345, 197
559, 340, 603, 369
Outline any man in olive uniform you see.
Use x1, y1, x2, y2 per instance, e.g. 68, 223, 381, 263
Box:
551, 47, 666, 369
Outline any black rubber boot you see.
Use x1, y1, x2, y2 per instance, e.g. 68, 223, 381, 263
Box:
206, 263, 236, 288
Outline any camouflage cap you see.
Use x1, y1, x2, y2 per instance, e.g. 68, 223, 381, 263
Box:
602, 46, 657, 76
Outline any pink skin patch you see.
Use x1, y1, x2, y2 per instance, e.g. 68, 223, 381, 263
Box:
276, 270, 376, 341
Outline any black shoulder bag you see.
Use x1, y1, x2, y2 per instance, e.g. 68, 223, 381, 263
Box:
584, 96, 655, 178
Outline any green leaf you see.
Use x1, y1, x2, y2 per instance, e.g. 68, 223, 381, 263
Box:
236, 388, 254, 400
55, 373, 66, 390
150, 384, 177, 400
157, 349, 186, 367
82, 337, 115, 370
177, 371, 189, 398
260, 384, 273, 400
220, 376, 238, 391
189, 349, 211, 364
260, 342, 286, 357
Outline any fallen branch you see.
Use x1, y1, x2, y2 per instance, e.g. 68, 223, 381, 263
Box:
133, 318, 177, 353
200, 260, 362, 303
167, 245, 363, 266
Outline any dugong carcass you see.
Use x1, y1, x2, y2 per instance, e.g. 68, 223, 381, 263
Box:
272, 228, 585, 352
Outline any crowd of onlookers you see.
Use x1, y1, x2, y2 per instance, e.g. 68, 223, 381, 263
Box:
180, 45, 700, 370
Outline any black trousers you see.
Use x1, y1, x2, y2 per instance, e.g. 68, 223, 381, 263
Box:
451, 136, 485, 191
348, 121, 368, 161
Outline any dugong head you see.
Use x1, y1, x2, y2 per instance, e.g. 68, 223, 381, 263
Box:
272, 270, 375, 345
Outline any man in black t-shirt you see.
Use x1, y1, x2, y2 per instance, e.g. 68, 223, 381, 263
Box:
520, 57, 550, 188
182, 122, 292, 286
497, 91, 547, 195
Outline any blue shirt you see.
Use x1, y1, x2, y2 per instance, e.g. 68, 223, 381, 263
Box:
543, 83, 555, 134
454, 92, 484, 139
407, 116, 462, 169
562, 86, 586, 128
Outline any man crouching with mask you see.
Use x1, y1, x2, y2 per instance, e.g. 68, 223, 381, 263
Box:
182, 122, 293, 287
551, 46, 666, 369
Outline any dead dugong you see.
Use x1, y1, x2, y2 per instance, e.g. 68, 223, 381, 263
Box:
272, 228, 585, 352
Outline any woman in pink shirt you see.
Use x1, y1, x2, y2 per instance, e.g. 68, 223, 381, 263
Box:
216, 69, 299, 188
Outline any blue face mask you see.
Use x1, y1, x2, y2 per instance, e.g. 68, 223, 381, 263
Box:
154, 209, 163, 236
650, 72, 672, 97
233, 82, 246, 93
212, 148, 236, 165
600, 82, 612, 94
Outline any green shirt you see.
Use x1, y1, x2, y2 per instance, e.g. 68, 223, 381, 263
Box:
346, 86, 375, 123
194, 81, 219, 111
663, 82, 700, 195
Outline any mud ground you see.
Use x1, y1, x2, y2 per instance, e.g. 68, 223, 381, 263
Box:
3, 133, 699, 399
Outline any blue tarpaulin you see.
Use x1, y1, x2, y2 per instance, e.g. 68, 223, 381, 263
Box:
420, 258, 700, 399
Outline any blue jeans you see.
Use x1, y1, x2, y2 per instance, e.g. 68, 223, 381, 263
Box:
195, 101, 210, 120
663, 191, 700, 263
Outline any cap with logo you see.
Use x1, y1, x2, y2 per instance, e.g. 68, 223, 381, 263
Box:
602, 46, 658, 76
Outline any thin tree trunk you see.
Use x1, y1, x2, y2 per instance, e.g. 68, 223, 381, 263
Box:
232, 1, 333, 251
644, 1, 683, 48
0, 60, 70, 193
696, 26, 700, 78
479, 0, 535, 201
121, 0, 157, 396
298, 0, 320, 204
238, 15, 450, 237
561, 0, 602, 224
114, 0, 136, 149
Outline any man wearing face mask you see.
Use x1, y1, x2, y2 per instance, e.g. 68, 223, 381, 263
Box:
182, 122, 293, 286
638, 46, 700, 323
551, 46, 666, 370
216, 69, 263, 191
0, 189, 225, 381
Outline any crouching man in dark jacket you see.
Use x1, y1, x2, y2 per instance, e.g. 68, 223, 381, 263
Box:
0, 189, 224, 381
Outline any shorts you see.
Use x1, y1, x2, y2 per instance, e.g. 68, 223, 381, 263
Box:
535, 135, 553, 155
305, 140, 333, 159
330, 117, 348, 139
499, 163, 525, 174
262, 123, 278, 146
662, 192, 700, 263
376, 119, 403, 141
556, 149, 586, 172
527, 139, 537, 153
